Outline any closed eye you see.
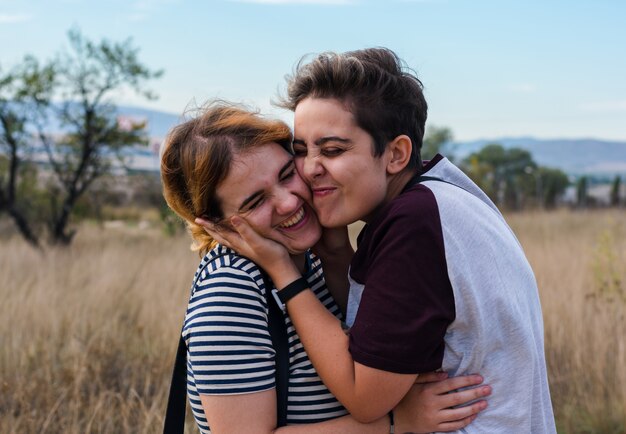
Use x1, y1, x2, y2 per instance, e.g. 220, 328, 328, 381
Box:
239, 160, 295, 212
321, 147, 345, 157
292, 142, 307, 157
246, 196, 264, 211
240, 193, 264, 212
280, 166, 297, 182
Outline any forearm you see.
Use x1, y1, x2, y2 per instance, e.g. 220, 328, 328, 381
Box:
267, 263, 404, 422
274, 414, 390, 434
202, 389, 392, 434
265, 260, 359, 404
286, 289, 354, 397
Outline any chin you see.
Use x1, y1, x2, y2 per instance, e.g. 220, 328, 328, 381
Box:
286, 235, 320, 256
319, 215, 347, 229
286, 245, 310, 256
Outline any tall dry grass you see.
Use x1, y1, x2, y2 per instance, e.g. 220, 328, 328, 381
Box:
0, 210, 625, 433
0, 223, 198, 433
507, 210, 626, 434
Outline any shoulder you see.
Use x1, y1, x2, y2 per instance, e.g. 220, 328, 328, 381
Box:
391, 184, 439, 219
186, 246, 270, 325
367, 184, 442, 245
351, 184, 447, 283
193, 245, 266, 292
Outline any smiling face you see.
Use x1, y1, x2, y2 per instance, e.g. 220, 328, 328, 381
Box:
293, 97, 392, 228
216, 142, 322, 255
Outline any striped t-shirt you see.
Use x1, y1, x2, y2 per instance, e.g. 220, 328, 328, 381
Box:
183, 245, 347, 433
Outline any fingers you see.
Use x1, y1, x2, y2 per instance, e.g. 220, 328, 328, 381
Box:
433, 398, 489, 432
210, 229, 234, 250
430, 374, 484, 394
194, 217, 241, 250
229, 216, 265, 248
414, 371, 448, 384
438, 384, 492, 409
437, 399, 488, 431
437, 414, 478, 432
195, 217, 218, 233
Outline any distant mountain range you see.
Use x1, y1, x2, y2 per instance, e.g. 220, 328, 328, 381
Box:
40, 104, 183, 139
452, 137, 626, 177
41, 105, 626, 177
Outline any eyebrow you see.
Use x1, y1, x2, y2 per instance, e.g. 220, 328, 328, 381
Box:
238, 159, 294, 212
293, 136, 351, 147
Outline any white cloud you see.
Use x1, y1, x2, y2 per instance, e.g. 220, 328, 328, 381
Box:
578, 100, 626, 112
0, 13, 31, 23
228, 0, 356, 5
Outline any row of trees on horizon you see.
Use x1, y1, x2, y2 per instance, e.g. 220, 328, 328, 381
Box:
1, 31, 625, 248
424, 128, 624, 212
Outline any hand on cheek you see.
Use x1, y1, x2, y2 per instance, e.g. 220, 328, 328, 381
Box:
195, 217, 241, 250
228, 216, 293, 270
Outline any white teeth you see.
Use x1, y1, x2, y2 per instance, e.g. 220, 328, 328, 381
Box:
279, 207, 305, 229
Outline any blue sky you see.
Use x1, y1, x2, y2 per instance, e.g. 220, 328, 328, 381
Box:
1, 0, 625, 141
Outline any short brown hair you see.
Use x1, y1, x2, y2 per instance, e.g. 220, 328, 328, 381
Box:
279, 47, 427, 170
160, 101, 292, 255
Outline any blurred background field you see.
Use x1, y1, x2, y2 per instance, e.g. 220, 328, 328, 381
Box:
1, 209, 624, 433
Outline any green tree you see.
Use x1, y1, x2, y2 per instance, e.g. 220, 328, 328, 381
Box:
462, 143, 535, 209
576, 176, 588, 208
39, 29, 162, 244
610, 175, 621, 207
0, 56, 55, 247
537, 167, 570, 209
422, 125, 454, 161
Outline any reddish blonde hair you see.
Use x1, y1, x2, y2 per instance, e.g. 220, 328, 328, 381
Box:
160, 101, 293, 255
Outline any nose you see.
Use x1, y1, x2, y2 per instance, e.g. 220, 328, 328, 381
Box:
273, 186, 299, 216
301, 153, 324, 180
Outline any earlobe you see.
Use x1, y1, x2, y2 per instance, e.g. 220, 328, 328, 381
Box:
386, 135, 412, 175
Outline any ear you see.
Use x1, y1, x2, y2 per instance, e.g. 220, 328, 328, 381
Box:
385, 135, 412, 175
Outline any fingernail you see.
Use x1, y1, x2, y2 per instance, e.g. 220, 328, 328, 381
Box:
474, 375, 484, 383
231, 217, 241, 227
483, 386, 492, 395
438, 372, 449, 379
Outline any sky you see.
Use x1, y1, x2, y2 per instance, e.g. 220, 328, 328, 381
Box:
1, 0, 625, 142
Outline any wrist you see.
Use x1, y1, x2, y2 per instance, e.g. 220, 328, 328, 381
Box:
274, 277, 310, 310
266, 263, 300, 288
391, 403, 409, 434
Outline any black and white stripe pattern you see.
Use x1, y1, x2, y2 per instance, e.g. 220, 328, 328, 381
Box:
183, 245, 347, 433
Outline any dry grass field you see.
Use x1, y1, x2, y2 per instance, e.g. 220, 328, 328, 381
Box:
1, 210, 625, 433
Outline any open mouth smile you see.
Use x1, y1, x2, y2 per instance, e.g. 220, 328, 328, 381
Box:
278, 207, 306, 229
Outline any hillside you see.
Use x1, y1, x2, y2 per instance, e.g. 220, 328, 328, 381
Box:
38, 105, 626, 176
454, 137, 626, 176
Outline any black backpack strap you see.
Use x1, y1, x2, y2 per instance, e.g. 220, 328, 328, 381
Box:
261, 269, 290, 427
163, 332, 188, 434
163, 256, 290, 433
